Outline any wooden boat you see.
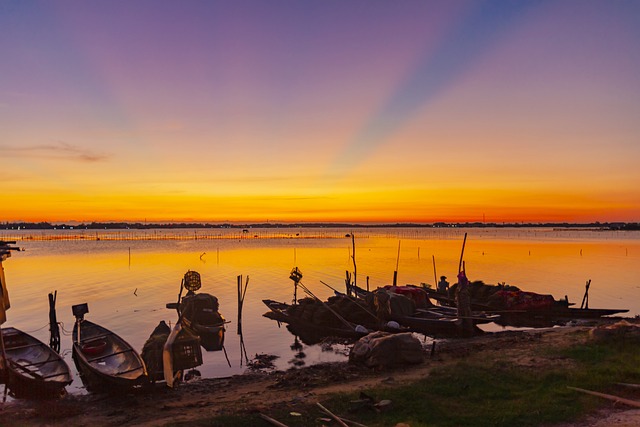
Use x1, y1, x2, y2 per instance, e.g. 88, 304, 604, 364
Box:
263, 299, 369, 344
424, 285, 628, 328
179, 293, 226, 351
346, 283, 495, 336
1, 327, 72, 398
72, 304, 147, 391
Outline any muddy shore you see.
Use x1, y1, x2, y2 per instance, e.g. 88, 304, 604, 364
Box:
1, 321, 639, 426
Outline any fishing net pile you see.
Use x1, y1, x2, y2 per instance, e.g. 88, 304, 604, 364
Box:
286, 295, 377, 328
449, 281, 555, 310
349, 331, 424, 368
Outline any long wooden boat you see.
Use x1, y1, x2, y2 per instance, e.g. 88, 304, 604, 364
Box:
1, 327, 72, 398
346, 284, 495, 336
72, 318, 147, 391
424, 287, 628, 328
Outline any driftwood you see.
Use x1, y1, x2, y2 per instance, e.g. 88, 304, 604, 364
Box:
567, 386, 640, 408
259, 413, 289, 427
316, 402, 350, 427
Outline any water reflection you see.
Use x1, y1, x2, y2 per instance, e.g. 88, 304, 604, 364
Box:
0, 228, 638, 395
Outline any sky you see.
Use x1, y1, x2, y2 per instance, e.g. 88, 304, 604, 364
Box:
1, 0, 639, 224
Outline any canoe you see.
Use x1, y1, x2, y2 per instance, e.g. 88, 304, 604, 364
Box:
72, 319, 147, 391
1, 327, 72, 398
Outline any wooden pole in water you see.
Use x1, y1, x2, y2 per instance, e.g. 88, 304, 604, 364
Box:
351, 233, 357, 288
580, 279, 591, 309
458, 233, 467, 273
432, 255, 437, 288
393, 240, 401, 286
237, 275, 242, 335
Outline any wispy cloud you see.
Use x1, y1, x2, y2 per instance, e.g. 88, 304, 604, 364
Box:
0, 141, 110, 162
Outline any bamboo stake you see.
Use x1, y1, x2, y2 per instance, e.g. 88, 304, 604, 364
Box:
458, 233, 467, 273
316, 402, 350, 427
259, 413, 289, 427
567, 386, 640, 408
351, 233, 357, 287
432, 255, 437, 287
580, 279, 591, 309
393, 240, 401, 286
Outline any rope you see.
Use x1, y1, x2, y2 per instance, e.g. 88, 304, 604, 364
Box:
21, 323, 50, 334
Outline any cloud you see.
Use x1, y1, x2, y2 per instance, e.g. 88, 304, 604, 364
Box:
0, 141, 110, 162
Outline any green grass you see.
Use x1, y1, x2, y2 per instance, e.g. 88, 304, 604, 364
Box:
172, 337, 640, 427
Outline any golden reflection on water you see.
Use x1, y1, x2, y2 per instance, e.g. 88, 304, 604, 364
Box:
1, 228, 638, 393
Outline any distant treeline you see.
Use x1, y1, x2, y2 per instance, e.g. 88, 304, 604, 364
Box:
2, 221, 638, 230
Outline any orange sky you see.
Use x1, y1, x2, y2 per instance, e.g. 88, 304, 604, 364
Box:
2, 1, 639, 224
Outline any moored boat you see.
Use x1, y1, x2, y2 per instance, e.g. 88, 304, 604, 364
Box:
1, 327, 72, 398
424, 282, 628, 328
71, 303, 147, 391
263, 299, 370, 344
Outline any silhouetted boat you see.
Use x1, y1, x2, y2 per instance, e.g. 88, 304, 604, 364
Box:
345, 283, 494, 336
263, 299, 369, 344
1, 327, 72, 398
424, 284, 628, 328
71, 304, 147, 391
179, 292, 226, 351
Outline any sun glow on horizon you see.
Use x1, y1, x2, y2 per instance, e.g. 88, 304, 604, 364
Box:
2, 1, 639, 224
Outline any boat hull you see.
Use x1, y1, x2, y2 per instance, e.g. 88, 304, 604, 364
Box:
2, 327, 72, 399
72, 320, 147, 392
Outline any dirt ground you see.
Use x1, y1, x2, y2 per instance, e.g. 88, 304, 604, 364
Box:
1, 322, 639, 427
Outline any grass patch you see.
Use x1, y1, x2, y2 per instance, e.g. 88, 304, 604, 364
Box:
182, 336, 640, 426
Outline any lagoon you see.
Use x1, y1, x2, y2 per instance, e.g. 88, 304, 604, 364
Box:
1, 227, 638, 395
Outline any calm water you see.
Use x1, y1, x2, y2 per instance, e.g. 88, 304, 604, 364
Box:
1, 227, 639, 394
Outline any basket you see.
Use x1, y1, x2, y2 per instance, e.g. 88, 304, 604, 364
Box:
183, 270, 202, 292
173, 330, 203, 371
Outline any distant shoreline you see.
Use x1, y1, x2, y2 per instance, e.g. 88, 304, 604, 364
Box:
1, 221, 638, 231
